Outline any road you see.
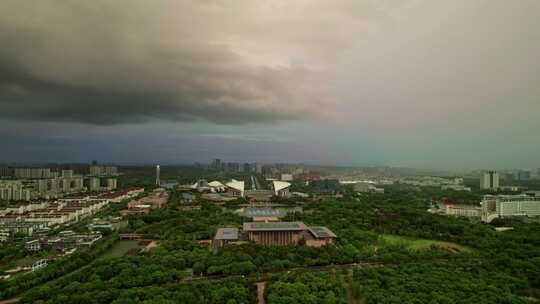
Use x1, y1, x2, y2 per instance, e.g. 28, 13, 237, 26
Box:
0, 298, 20, 304
250, 175, 262, 191
180, 258, 479, 284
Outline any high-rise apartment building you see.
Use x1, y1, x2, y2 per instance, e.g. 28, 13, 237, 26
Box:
62, 170, 74, 179
0, 167, 13, 178
0, 181, 31, 201
517, 170, 531, 181
89, 177, 101, 191
14, 168, 52, 179
227, 162, 240, 172
106, 178, 117, 190
89, 165, 118, 176
480, 171, 499, 190
36, 179, 48, 193
104, 166, 118, 175
89, 165, 103, 176
212, 159, 221, 170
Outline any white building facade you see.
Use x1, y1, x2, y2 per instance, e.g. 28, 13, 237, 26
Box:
481, 194, 540, 222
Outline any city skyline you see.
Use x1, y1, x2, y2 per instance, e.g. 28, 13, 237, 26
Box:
1, 0, 540, 170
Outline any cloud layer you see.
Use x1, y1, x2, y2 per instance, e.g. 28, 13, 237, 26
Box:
0, 0, 367, 125
1, 0, 540, 169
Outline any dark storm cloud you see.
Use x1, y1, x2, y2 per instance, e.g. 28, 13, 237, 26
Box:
0, 64, 309, 125
0, 1, 335, 125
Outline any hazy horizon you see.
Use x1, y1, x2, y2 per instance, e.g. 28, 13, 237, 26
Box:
1, 1, 539, 170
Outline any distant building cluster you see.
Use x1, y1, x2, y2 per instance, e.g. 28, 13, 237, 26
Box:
0, 170, 84, 201
88, 165, 118, 176
353, 182, 385, 194
0, 189, 142, 239
209, 159, 263, 174
499, 169, 539, 181
203, 159, 321, 182
0, 164, 119, 202
397, 176, 468, 191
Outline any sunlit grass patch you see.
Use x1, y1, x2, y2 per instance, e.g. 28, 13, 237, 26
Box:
380, 234, 471, 253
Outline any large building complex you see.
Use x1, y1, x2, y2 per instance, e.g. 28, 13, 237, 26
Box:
244, 222, 306, 246
481, 194, 540, 223
242, 222, 337, 247
480, 171, 499, 190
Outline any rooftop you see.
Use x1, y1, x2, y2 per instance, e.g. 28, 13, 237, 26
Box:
239, 207, 302, 218
208, 181, 225, 188
226, 179, 244, 192
273, 181, 291, 192
214, 228, 239, 240
243, 221, 307, 231
482, 194, 540, 201
308, 226, 337, 239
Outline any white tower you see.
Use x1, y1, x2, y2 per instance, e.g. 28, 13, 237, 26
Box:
156, 165, 161, 186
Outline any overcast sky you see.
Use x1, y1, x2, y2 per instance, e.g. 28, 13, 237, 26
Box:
1, 0, 539, 170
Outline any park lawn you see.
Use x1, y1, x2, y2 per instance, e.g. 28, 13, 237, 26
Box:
380, 234, 472, 253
